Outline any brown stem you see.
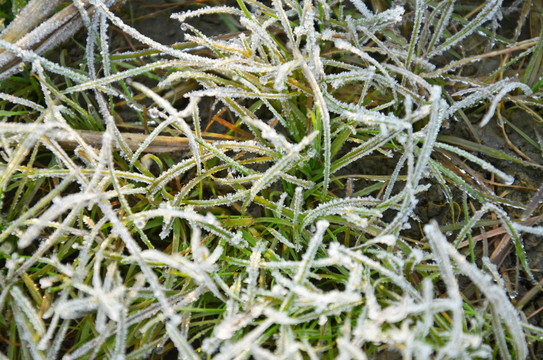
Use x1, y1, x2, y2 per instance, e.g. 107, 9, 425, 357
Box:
57, 129, 209, 153
0, 0, 121, 80
0, 0, 63, 44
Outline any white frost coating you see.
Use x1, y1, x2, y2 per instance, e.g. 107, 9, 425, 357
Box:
239, 17, 282, 65
190, 226, 208, 263
127, 113, 178, 168
512, 223, 543, 236
426, 0, 454, 55
11, 302, 46, 360
0, 38, 89, 83
301, 197, 381, 231
424, 221, 527, 359
293, 220, 329, 284
365, 234, 396, 247
405, 0, 424, 71
333, 244, 421, 300
412, 85, 444, 188
429, 0, 503, 58
96, 201, 183, 331
134, 208, 247, 247
187, 87, 294, 100
0, 92, 45, 111
147, 156, 201, 197
334, 39, 398, 93
133, 250, 224, 300
243, 131, 318, 210
435, 142, 515, 184
479, 82, 533, 127
379, 5, 405, 24
326, 68, 376, 89
130, 81, 202, 174
10, 286, 46, 336
214, 319, 274, 360
244, 242, 264, 306
344, 212, 369, 229
166, 321, 200, 360
17, 192, 100, 249
89, 0, 215, 65
171, 6, 242, 23
273, 58, 303, 91
214, 307, 263, 341
242, 116, 293, 153
292, 186, 303, 229
1, 0, 535, 357
250, 345, 277, 360
268, 227, 298, 249
424, 222, 465, 358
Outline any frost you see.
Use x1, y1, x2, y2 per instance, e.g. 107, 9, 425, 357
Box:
134, 217, 147, 230
242, 116, 293, 153
294, 220, 328, 284
274, 59, 303, 91
171, 6, 242, 23
478, 81, 532, 127
424, 221, 527, 359
242, 131, 318, 210
429, 0, 503, 58
426, 0, 454, 55
405, 0, 424, 70
274, 192, 289, 218
292, 186, 303, 230
0, 0, 537, 358
268, 227, 298, 249
10, 286, 46, 337
300, 197, 381, 232
435, 141, 515, 184
0, 92, 45, 111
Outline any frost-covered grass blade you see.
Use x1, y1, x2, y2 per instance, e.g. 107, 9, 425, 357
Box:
1, 0, 542, 358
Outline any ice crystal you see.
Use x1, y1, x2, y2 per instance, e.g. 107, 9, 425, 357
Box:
425, 221, 527, 359
1, 0, 539, 358
428, 0, 504, 58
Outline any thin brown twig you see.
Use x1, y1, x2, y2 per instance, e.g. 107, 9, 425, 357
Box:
0, 0, 63, 45
518, 277, 543, 310
0, 0, 121, 80
458, 215, 542, 249
527, 304, 543, 320
496, 104, 534, 162
489, 215, 542, 268
57, 129, 213, 153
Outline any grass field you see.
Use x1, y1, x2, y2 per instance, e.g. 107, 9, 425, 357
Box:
1, 0, 543, 358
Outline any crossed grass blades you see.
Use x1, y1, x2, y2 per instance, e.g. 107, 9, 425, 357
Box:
1, 0, 543, 359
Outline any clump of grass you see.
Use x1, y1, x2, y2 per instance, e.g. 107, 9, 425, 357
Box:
1, 0, 543, 359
